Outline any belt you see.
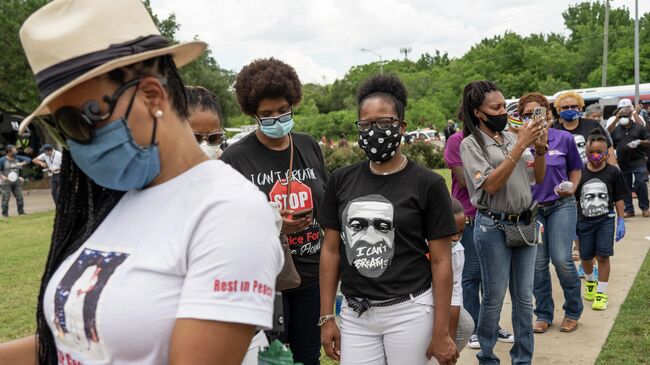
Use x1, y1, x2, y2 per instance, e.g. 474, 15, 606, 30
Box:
479, 209, 527, 224
346, 284, 430, 317
538, 200, 557, 207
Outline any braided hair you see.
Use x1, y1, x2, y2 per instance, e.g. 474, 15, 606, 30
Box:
459, 80, 501, 154
186, 86, 223, 121
35, 55, 188, 364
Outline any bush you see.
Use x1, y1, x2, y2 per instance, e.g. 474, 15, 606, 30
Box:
321, 141, 445, 174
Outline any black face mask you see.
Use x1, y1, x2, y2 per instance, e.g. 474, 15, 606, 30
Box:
481, 112, 508, 132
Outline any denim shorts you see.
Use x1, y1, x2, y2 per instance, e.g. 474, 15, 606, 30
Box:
577, 211, 616, 260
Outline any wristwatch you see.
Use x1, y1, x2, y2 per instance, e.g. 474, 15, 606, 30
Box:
535, 144, 548, 156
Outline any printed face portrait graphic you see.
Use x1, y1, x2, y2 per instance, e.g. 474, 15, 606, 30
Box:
53, 248, 129, 360
341, 195, 395, 278
573, 134, 587, 164
580, 178, 609, 217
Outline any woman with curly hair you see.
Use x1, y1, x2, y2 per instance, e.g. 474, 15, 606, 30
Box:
319, 74, 458, 365
516, 93, 584, 334
221, 58, 327, 365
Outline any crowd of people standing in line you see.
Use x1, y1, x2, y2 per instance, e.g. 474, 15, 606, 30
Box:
1, 1, 649, 365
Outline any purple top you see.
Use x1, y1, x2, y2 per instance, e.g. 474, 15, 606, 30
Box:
532, 128, 583, 204
444, 131, 477, 217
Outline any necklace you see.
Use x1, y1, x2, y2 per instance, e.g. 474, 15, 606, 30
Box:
369, 155, 408, 175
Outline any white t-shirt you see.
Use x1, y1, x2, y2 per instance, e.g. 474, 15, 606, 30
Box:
36, 150, 63, 173
451, 242, 465, 307
43, 160, 283, 365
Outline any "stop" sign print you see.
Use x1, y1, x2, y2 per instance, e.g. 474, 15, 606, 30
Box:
268, 179, 314, 212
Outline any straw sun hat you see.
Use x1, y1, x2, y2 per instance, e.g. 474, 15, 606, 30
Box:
18, 0, 206, 133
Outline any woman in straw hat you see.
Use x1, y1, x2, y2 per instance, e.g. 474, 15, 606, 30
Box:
0, 0, 283, 364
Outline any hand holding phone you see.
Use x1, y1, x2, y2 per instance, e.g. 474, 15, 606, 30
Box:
292, 209, 313, 219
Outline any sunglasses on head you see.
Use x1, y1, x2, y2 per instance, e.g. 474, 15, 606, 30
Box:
194, 131, 224, 145
256, 110, 293, 127
560, 105, 580, 111
46, 79, 142, 145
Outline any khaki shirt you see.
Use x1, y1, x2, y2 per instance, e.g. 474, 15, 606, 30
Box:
460, 130, 532, 213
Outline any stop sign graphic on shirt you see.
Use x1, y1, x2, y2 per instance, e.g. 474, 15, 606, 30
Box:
269, 179, 313, 213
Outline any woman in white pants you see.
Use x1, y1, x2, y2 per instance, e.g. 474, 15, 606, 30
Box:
319, 74, 458, 365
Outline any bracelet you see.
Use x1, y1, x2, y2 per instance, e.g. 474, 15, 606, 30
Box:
504, 153, 517, 166
535, 144, 549, 156
317, 314, 336, 326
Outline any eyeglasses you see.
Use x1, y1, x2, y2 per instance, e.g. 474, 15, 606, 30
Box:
256, 111, 293, 127
355, 117, 400, 132
47, 79, 141, 145
347, 218, 393, 233
560, 105, 580, 111
194, 131, 224, 145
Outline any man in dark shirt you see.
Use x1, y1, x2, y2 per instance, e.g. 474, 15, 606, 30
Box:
443, 120, 456, 143
609, 120, 650, 217
0, 144, 31, 217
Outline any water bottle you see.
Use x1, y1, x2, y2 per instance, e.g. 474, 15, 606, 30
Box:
522, 148, 535, 185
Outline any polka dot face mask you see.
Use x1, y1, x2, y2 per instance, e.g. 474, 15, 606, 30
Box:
358, 124, 402, 163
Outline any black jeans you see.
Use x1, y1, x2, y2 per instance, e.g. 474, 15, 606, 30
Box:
1, 182, 24, 216
280, 281, 321, 365
51, 173, 60, 205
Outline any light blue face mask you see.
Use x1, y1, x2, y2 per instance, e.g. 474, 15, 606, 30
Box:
67, 118, 161, 191
258, 117, 294, 139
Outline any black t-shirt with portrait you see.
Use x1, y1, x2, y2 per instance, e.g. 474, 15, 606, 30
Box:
318, 159, 456, 300
221, 132, 328, 289
575, 164, 627, 218
610, 123, 650, 171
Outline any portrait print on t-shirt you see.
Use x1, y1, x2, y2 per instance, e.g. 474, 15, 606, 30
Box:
53, 248, 129, 360
341, 195, 395, 278
580, 178, 609, 217
573, 134, 587, 164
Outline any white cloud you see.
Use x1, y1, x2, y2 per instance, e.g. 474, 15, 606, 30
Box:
150, 0, 650, 84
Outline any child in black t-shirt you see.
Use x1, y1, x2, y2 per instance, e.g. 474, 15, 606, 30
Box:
575, 129, 627, 311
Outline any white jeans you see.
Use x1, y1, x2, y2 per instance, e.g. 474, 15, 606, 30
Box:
240, 331, 268, 365
340, 288, 434, 365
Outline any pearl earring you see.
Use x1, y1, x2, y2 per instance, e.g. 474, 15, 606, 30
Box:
154, 110, 163, 118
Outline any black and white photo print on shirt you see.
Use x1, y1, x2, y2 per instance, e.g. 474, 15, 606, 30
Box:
580, 178, 609, 217
341, 195, 395, 278
53, 249, 129, 361
573, 134, 587, 164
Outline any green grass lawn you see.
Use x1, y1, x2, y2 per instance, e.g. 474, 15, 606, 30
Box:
0, 211, 53, 342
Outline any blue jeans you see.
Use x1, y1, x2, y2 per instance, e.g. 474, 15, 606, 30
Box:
474, 212, 537, 365
461, 219, 481, 333
533, 197, 583, 324
577, 213, 616, 259
622, 167, 649, 212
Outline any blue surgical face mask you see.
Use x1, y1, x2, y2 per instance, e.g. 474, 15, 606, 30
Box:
67, 118, 161, 191
259, 117, 294, 139
559, 109, 580, 122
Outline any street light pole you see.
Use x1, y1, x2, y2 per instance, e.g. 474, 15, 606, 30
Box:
634, 0, 640, 107
361, 48, 383, 75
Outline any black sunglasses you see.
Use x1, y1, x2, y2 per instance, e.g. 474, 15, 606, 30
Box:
194, 131, 224, 145
256, 111, 293, 127
355, 117, 400, 132
47, 79, 141, 144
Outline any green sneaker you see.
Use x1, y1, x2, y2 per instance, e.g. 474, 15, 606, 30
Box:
584, 281, 597, 301
592, 293, 608, 310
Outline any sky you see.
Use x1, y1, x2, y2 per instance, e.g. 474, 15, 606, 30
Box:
150, 0, 650, 84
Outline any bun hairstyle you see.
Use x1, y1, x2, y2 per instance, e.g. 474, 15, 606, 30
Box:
451, 197, 465, 216
587, 127, 608, 146
356, 74, 408, 120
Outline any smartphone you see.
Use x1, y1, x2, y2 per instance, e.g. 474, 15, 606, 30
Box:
292, 209, 313, 219
532, 106, 547, 127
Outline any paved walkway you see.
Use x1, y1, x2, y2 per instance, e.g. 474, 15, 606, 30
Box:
13, 190, 650, 364
456, 215, 650, 365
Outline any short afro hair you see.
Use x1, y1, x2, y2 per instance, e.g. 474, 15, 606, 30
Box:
234, 58, 302, 116
356, 74, 408, 120
517, 93, 550, 116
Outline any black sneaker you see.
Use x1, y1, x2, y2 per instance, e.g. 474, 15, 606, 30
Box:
497, 328, 515, 343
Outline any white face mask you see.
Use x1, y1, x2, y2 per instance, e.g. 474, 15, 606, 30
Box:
199, 141, 222, 159
619, 117, 630, 126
